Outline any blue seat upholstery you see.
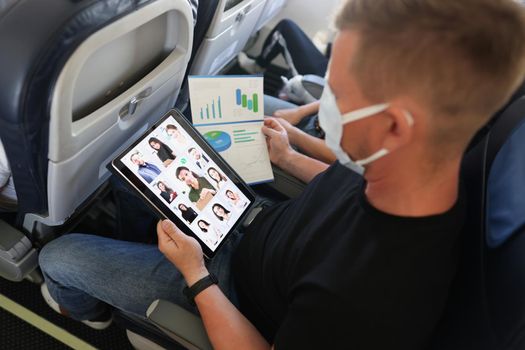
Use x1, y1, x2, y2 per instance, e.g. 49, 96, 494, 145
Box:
430, 87, 525, 350
486, 117, 525, 248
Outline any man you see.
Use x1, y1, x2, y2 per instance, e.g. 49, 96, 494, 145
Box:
39, 0, 525, 348
188, 147, 209, 169
130, 152, 161, 183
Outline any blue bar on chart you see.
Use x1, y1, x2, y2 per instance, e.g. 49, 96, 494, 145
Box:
199, 97, 223, 120
236, 89, 242, 105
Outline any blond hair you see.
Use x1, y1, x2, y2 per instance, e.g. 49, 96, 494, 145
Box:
335, 0, 525, 151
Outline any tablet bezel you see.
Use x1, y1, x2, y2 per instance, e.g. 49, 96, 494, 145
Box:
109, 109, 257, 259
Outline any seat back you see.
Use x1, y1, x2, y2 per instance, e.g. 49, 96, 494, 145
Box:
0, 0, 193, 235
190, 0, 221, 68
253, 0, 288, 32
174, 0, 220, 116
430, 88, 525, 349
190, 0, 267, 76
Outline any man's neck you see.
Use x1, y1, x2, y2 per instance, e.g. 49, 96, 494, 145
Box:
364, 160, 460, 217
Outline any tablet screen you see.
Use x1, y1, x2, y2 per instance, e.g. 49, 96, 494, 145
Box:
111, 110, 255, 258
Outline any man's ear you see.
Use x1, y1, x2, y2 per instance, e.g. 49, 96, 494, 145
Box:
381, 106, 415, 152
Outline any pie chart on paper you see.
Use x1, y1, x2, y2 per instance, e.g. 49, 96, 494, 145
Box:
203, 130, 232, 152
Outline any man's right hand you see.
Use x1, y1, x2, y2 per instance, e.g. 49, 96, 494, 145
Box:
261, 117, 296, 168
273, 116, 301, 145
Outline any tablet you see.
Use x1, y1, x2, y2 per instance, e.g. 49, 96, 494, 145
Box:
109, 109, 256, 259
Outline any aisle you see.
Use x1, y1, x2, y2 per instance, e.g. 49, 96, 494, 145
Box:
0, 278, 133, 350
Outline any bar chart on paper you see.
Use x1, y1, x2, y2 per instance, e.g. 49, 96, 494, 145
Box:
188, 76, 264, 124
198, 96, 223, 121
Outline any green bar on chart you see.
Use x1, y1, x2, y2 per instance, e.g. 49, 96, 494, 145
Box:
235, 139, 255, 143
234, 132, 258, 136
234, 136, 253, 141
242, 94, 247, 108
253, 93, 259, 113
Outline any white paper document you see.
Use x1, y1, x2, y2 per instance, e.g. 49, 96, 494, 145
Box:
188, 75, 274, 184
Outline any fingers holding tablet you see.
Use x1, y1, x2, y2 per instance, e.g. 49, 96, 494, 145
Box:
157, 220, 208, 284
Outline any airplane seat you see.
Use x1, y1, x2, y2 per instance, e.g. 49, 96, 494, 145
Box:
253, 0, 288, 33
0, 0, 194, 282
430, 85, 525, 350
189, 0, 268, 76
174, 0, 221, 119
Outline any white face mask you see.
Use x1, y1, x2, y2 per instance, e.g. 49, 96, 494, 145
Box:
318, 84, 414, 175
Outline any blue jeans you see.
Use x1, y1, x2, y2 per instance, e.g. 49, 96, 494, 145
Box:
39, 229, 244, 321
39, 186, 277, 322
264, 95, 322, 138
255, 19, 328, 77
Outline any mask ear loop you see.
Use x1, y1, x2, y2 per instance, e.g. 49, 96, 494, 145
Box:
404, 111, 415, 126
355, 148, 390, 166
341, 103, 390, 124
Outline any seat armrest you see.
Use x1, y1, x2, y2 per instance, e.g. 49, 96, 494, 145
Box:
0, 219, 38, 281
302, 74, 326, 100
268, 165, 307, 198
146, 300, 212, 350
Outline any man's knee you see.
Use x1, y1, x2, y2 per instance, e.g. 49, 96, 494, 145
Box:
39, 234, 91, 277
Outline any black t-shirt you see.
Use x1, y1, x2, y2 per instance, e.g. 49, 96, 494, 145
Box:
233, 162, 464, 349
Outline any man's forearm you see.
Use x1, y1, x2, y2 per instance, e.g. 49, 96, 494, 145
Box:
298, 100, 320, 118
278, 150, 329, 183
196, 285, 270, 350
290, 130, 336, 164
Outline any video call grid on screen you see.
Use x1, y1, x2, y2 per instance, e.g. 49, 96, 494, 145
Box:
120, 115, 250, 251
